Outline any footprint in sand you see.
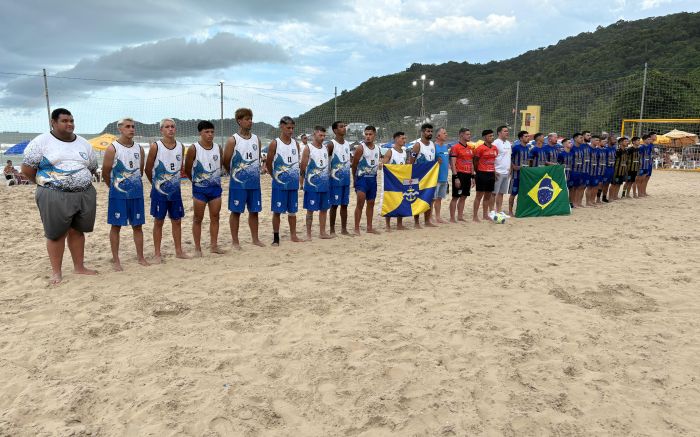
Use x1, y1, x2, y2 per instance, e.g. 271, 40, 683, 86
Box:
208, 416, 241, 436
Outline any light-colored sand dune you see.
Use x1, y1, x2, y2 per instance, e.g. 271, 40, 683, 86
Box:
0, 171, 699, 436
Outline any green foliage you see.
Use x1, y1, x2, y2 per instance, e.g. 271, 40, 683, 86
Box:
296, 12, 700, 137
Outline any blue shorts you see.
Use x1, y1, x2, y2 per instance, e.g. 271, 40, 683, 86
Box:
603, 168, 614, 184
587, 176, 600, 187
355, 176, 377, 201
193, 185, 222, 203
228, 188, 262, 213
150, 196, 185, 220
638, 168, 649, 177
648, 167, 653, 177
330, 185, 350, 206
303, 190, 330, 211
510, 177, 520, 195
571, 171, 585, 187
108, 197, 145, 226
563, 172, 574, 189
271, 188, 298, 214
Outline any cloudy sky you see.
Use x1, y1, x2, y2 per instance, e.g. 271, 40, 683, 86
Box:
0, 0, 697, 133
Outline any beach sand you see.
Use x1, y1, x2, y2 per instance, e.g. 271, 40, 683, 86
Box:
1, 171, 699, 436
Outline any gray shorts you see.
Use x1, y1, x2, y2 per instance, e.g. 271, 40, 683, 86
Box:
35, 185, 97, 240
434, 181, 449, 200
493, 173, 510, 194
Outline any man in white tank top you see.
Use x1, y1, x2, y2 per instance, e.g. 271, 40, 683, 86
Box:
351, 125, 381, 236
409, 123, 439, 229
184, 120, 225, 257
327, 121, 352, 236
222, 108, 265, 249
101, 117, 149, 271
301, 126, 333, 240
264, 116, 304, 246
144, 118, 190, 263
382, 131, 409, 232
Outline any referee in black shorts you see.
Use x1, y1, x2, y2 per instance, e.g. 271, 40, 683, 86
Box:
472, 129, 498, 222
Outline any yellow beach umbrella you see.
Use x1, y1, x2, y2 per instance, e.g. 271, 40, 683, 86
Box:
89, 133, 117, 151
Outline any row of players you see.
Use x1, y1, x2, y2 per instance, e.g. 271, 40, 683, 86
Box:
22, 106, 657, 280
102, 110, 420, 270
510, 130, 655, 211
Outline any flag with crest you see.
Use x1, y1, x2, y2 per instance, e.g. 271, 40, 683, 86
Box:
381, 162, 438, 217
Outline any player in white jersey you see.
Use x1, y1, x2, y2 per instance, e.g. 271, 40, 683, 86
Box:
101, 117, 149, 271
351, 125, 381, 236
327, 121, 352, 236
409, 123, 438, 228
265, 116, 304, 246
22, 108, 98, 284
382, 131, 409, 232
184, 120, 225, 257
223, 107, 265, 249
144, 118, 190, 263
301, 126, 333, 240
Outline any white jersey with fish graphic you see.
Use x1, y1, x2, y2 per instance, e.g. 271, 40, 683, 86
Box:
414, 140, 436, 164
330, 139, 351, 187
151, 140, 183, 200
272, 138, 300, 190
356, 142, 380, 177
304, 144, 329, 193
191, 142, 221, 189
109, 140, 143, 199
23, 133, 97, 191
229, 133, 260, 190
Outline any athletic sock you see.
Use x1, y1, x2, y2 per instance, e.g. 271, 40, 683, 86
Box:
273, 232, 280, 244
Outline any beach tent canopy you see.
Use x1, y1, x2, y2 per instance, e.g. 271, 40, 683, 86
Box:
657, 129, 698, 148
89, 134, 118, 151
5, 140, 30, 155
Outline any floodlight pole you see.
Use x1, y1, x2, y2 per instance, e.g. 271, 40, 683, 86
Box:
43, 69, 51, 130
639, 63, 648, 135
412, 74, 434, 123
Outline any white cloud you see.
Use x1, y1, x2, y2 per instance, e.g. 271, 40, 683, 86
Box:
427, 14, 517, 34
641, 0, 670, 9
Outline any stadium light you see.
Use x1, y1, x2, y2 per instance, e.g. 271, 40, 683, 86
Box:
412, 75, 434, 122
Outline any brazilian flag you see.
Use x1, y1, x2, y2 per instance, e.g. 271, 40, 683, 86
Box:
382, 162, 439, 217
515, 164, 571, 218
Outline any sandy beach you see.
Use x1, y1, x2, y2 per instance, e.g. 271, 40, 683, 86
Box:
1, 171, 699, 436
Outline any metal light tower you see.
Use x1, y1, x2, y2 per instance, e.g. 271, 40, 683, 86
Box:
412, 74, 434, 122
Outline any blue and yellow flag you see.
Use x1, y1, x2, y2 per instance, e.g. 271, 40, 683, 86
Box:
381, 162, 439, 217
515, 164, 571, 218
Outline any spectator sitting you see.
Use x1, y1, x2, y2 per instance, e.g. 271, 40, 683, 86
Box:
4, 159, 30, 185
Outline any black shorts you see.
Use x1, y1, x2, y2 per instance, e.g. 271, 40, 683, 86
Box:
475, 170, 495, 192
613, 175, 626, 185
452, 173, 472, 198
627, 171, 637, 182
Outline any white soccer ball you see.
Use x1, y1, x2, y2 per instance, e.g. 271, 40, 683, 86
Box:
494, 213, 506, 224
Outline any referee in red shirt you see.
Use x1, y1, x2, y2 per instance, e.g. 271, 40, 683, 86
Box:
472, 129, 498, 222
449, 128, 476, 222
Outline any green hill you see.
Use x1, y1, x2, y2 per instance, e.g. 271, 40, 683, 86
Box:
101, 119, 275, 141
297, 12, 700, 140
